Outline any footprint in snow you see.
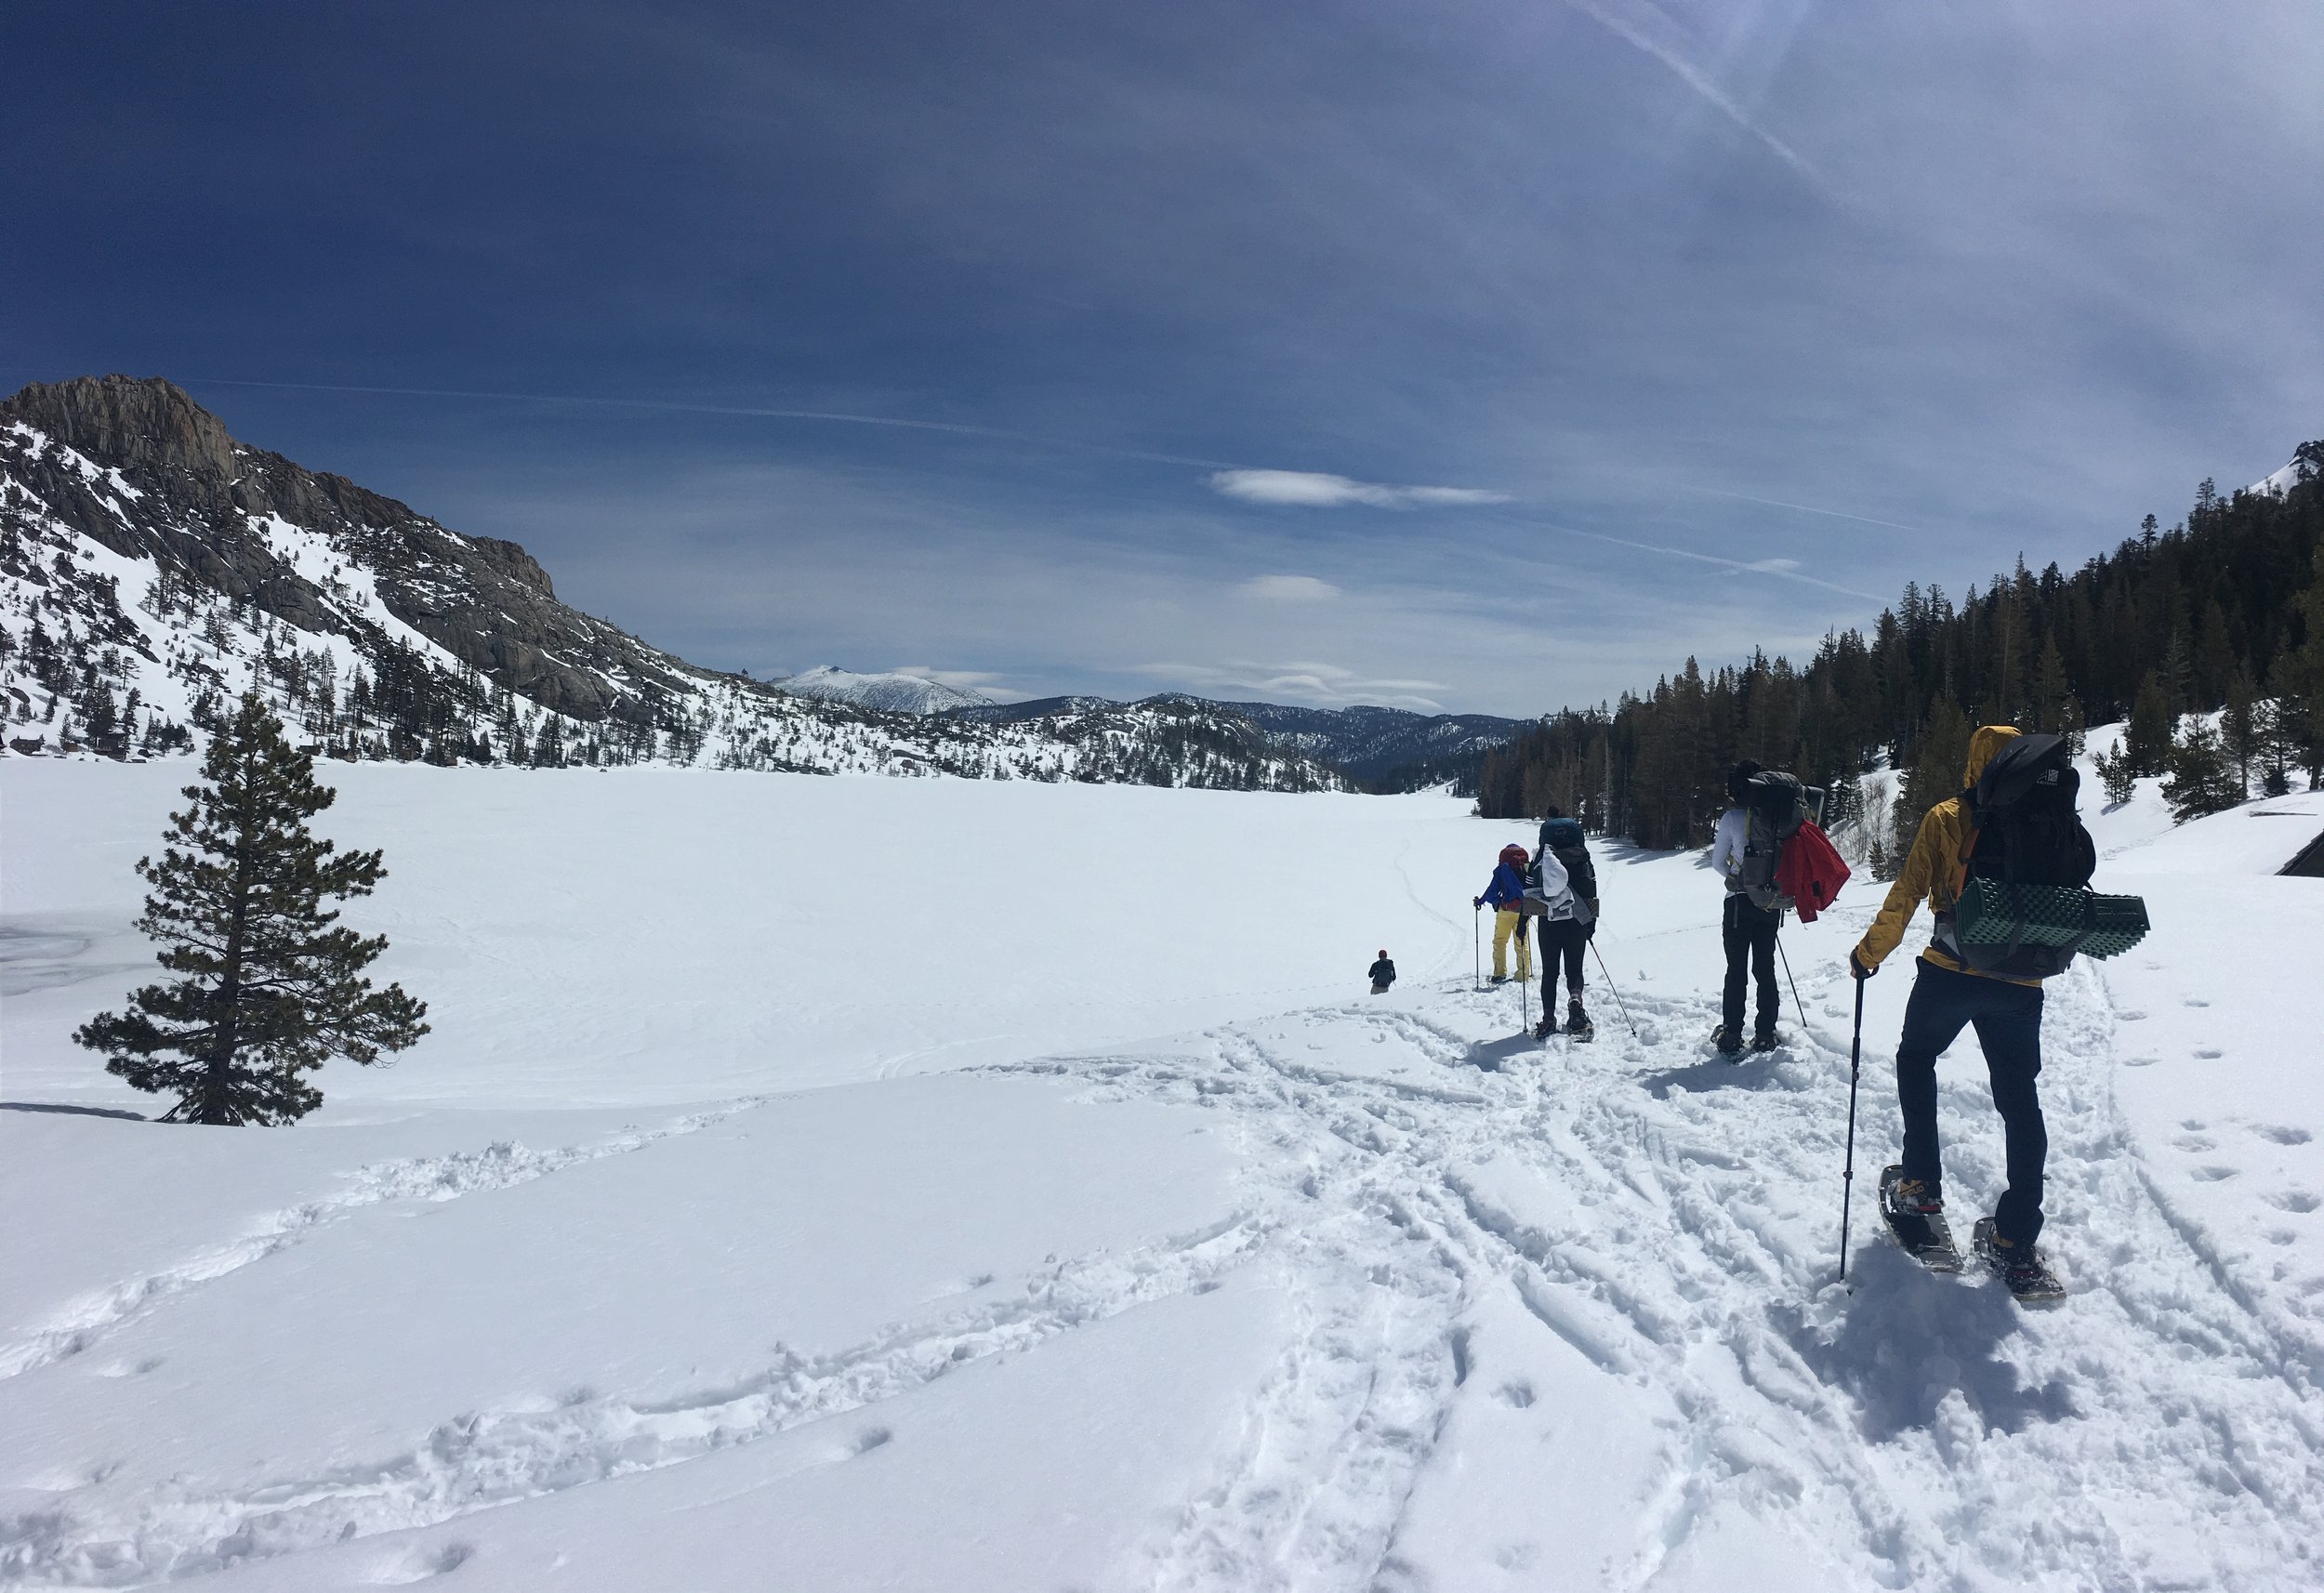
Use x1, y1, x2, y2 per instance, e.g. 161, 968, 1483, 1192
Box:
2265, 1191, 2321, 1214
2192, 1166, 2239, 1182
2253, 1125, 2313, 1145
2196, 1048, 2225, 1060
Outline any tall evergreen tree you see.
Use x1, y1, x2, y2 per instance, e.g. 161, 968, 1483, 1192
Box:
74, 692, 429, 1125
1894, 697, 1973, 855
2125, 672, 2175, 776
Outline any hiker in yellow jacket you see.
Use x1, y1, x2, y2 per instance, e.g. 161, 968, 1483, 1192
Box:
1848, 725, 2053, 1284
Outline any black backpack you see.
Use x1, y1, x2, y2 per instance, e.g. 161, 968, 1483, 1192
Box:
1739, 771, 1808, 912
1952, 733, 2098, 978
1538, 817, 1598, 921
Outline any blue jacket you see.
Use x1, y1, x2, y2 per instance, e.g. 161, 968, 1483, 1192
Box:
1476, 862, 1527, 910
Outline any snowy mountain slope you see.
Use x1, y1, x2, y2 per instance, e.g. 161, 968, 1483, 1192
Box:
6, 757, 2323, 1589
773, 665, 995, 715
0, 376, 1343, 792
2251, 443, 2320, 499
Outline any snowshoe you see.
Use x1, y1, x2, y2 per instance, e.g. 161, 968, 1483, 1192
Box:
1877, 1165, 1961, 1272
1972, 1218, 2065, 1304
1565, 1002, 1594, 1042
1531, 1016, 1555, 1041
1488, 974, 1510, 986
1710, 1024, 1744, 1060
1750, 1030, 1779, 1053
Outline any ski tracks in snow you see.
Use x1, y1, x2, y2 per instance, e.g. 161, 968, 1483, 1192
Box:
0, 1104, 763, 1385
9, 959, 2324, 1589
1016, 959, 2324, 1591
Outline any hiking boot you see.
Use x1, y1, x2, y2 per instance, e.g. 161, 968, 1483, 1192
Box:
1711, 1024, 1743, 1058
1531, 1016, 1555, 1041
1488, 974, 1509, 986
1750, 1030, 1778, 1053
1887, 1176, 1943, 1217
1983, 1229, 2048, 1289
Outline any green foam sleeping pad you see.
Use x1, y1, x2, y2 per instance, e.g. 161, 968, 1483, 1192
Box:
1955, 878, 2150, 961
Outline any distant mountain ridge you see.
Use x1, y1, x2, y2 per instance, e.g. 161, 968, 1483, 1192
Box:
954, 693, 1524, 789
0, 375, 1349, 793
774, 665, 995, 716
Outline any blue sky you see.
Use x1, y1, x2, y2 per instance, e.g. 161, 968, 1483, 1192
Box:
7, 0, 2320, 716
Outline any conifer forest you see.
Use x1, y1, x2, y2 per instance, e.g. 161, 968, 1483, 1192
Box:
1474, 446, 2324, 858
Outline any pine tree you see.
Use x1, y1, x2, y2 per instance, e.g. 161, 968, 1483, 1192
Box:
2092, 740, 2138, 806
2221, 667, 2260, 792
1895, 696, 1973, 856
2125, 672, 2175, 776
2160, 720, 2243, 822
73, 692, 429, 1125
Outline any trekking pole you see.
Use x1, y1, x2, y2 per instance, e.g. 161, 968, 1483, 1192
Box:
1588, 939, 1638, 1037
1776, 929, 1807, 1034
1839, 972, 1865, 1283
1472, 906, 1482, 992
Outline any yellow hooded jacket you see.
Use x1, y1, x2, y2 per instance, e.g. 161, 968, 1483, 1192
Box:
1853, 725, 2044, 986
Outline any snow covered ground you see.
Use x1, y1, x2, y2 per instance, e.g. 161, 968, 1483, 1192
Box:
5, 751, 2323, 1590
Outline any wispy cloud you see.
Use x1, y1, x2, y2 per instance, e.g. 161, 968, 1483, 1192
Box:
1237, 573, 1341, 601
1128, 659, 1450, 711
1208, 469, 1512, 509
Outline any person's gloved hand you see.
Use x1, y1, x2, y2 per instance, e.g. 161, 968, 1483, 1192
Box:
1849, 948, 1877, 980
1473, 896, 1485, 909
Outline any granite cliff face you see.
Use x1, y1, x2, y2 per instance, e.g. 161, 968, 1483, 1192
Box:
0, 375, 1349, 792
2, 375, 693, 722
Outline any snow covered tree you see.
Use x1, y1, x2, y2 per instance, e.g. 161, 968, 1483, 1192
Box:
74, 691, 429, 1124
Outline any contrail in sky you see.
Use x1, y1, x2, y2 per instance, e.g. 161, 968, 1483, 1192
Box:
184, 377, 1241, 471
193, 376, 1883, 599
1512, 517, 1886, 601
1684, 485, 1929, 534
1557, 0, 1833, 200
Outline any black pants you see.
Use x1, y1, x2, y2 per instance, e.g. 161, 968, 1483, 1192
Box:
1721, 894, 1781, 1040
1895, 958, 2047, 1247
1538, 918, 1587, 1006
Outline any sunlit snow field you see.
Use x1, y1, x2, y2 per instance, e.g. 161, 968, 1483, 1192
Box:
4, 748, 2323, 1591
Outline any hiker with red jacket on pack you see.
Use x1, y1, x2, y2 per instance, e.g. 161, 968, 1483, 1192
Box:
1473, 843, 1533, 986
1850, 724, 2093, 1297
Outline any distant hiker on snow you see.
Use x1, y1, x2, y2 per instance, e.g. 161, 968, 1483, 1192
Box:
1709, 760, 1789, 1055
1531, 808, 1596, 1041
1850, 725, 2093, 1299
1368, 950, 1397, 994
1473, 843, 1533, 985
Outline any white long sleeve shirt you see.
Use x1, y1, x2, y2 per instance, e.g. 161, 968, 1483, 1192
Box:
1709, 808, 1750, 892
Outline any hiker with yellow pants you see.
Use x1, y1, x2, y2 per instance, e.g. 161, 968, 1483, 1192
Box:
1473, 843, 1533, 984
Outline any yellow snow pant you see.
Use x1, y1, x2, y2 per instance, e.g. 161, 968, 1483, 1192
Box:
1492, 909, 1533, 981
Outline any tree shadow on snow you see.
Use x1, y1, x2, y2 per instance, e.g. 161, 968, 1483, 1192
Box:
0, 1100, 148, 1121
1781, 1243, 2076, 1441
1466, 1034, 1540, 1072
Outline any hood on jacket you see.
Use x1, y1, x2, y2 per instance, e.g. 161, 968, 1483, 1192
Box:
1962, 724, 2021, 790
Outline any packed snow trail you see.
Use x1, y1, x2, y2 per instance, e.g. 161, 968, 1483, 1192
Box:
1010, 937, 2324, 1591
